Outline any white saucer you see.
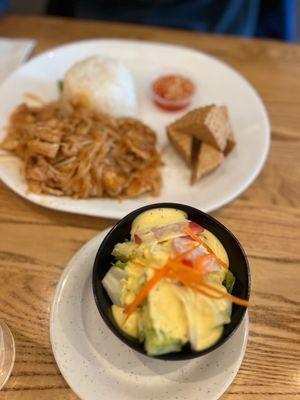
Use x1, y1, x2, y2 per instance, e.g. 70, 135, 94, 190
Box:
50, 229, 248, 400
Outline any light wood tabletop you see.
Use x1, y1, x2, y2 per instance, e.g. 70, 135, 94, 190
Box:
0, 15, 299, 400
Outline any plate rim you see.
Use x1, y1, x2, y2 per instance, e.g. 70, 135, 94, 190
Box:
0, 38, 270, 219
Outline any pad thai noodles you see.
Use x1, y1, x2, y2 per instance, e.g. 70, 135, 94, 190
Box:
0, 102, 162, 199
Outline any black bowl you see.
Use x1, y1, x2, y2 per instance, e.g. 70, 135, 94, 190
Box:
92, 203, 250, 360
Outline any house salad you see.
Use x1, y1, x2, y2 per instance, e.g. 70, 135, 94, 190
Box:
102, 208, 249, 356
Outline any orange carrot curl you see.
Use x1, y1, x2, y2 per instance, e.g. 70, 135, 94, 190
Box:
123, 266, 169, 317
123, 227, 250, 318
184, 226, 228, 269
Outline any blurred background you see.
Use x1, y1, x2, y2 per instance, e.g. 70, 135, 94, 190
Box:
0, 0, 298, 42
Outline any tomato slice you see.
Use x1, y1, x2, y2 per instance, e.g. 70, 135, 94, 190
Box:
172, 237, 205, 268
134, 234, 142, 244
188, 221, 204, 234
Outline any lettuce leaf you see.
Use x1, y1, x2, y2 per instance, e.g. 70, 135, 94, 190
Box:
142, 327, 182, 356
223, 269, 236, 294
112, 242, 138, 262
114, 260, 127, 270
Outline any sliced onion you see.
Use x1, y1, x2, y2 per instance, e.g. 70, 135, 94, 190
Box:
102, 266, 127, 306
135, 220, 189, 244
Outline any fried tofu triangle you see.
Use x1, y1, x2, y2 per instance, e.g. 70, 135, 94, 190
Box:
167, 104, 235, 184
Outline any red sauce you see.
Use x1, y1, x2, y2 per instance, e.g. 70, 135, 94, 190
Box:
151, 74, 195, 111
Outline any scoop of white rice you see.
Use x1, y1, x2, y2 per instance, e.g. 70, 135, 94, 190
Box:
60, 55, 138, 117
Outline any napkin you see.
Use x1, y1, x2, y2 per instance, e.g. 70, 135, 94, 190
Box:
0, 38, 36, 83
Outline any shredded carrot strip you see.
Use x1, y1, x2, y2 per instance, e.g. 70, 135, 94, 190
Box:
168, 261, 204, 284
167, 270, 220, 299
167, 271, 206, 296
123, 227, 249, 317
203, 245, 228, 269
200, 281, 251, 307
168, 266, 249, 305
194, 254, 214, 272
184, 225, 201, 242
184, 226, 228, 269
168, 259, 249, 305
124, 266, 169, 317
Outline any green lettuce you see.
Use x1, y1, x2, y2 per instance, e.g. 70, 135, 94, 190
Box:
112, 242, 138, 262
113, 260, 127, 270
223, 269, 236, 294
142, 327, 183, 356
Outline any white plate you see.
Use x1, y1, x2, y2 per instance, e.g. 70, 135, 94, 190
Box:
50, 229, 249, 400
0, 39, 270, 218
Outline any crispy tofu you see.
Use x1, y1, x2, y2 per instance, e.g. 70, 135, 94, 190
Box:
223, 108, 236, 156
224, 129, 236, 156
191, 142, 224, 184
169, 105, 230, 152
167, 127, 223, 184
167, 126, 192, 166
167, 104, 235, 185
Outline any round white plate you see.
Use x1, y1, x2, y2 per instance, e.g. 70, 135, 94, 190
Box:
50, 229, 249, 400
0, 39, 270, 218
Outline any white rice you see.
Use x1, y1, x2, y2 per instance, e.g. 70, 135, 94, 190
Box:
61, 55, 138, 117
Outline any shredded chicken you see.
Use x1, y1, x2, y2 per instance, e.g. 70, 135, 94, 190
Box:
0, 102, 162, 199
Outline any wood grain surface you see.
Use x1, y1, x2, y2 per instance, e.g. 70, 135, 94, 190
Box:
0, 15, 299, 400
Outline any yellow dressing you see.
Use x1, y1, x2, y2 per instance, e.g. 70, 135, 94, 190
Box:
112, 305, 138, 338
148, 282, 189, 343
202, 229, 229, 265
176, 287, 226, 351
110, 207, 232, 354
194, 326, 224, 351
131, 208, 187, 237
137, 241, 172, 268
120, 262, 147, 306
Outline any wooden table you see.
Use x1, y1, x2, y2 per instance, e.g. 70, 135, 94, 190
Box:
0, 15, 299, 400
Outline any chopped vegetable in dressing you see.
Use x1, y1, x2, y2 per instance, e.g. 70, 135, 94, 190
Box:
102, 208, 249, 356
